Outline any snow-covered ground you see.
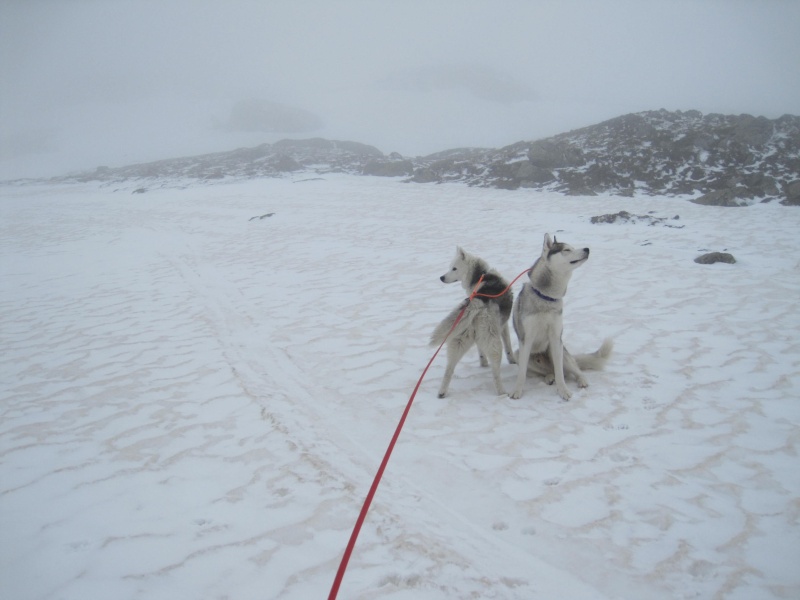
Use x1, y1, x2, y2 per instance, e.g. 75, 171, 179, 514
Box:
1, 175, 798, 599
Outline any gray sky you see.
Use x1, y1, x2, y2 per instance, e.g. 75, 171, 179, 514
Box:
2, 0, 799, 179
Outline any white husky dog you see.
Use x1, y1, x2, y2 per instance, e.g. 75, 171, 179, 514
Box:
511, 234, 612, 400
430, 247, 516, 398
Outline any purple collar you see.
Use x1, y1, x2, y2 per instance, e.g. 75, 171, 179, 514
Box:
531, 286, 559, 302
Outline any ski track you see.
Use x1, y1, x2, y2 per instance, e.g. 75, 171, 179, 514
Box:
1, 175, 798, 600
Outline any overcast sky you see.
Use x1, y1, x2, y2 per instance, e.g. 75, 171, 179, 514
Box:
2, 0, 799, 179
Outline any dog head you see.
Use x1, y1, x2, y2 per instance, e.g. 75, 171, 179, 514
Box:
440, 246, 470, 284
542, 233, 590, 270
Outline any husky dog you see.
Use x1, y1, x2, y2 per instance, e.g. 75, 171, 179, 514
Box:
430, 247, 516, 398
510, 234, 612, 401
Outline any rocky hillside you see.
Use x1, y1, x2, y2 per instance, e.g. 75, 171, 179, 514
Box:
68, 138, 384, 183
404, 110, 800, 205
57, 110, 800, 205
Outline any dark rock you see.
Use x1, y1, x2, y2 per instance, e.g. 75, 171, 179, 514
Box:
591, 211, 632, 224
691, 188, 750, 207
781, 180, 800, 206
695, 252, 736, 264
743, 172, 779, 197
733, 114, 774, 146
528, 140, 585, 169
516, 161, 555, 185
590, 211, 684, 227
363, 159, 414, 177
412, 168, 440, 183
248, 212, 275, 221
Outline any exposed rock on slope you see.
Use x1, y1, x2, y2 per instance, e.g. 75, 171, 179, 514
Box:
65, 139, 383, 183
411, 110, 800, 204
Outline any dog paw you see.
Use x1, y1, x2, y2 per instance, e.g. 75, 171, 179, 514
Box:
507, 354, 517, 365
437, 391, 447, 399
545, 374, 555, 385
557, 387, 572, 401
509, 390, 523, 399
577, 377, 589, 388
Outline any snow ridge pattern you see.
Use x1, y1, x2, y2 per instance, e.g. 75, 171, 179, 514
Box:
1, 175, 798, 599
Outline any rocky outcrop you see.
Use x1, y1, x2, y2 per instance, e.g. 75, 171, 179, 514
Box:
60, 138, 383, 183
404, 110, 799, 203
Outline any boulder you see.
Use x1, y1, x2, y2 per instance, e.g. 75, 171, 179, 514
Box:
412, 168, 440, 183
527, 140, 584, 169
695, 252, 736, 264
691, 188, 751, 207
732, 114, 774, 146
363, 160, 414, 177
516, 161, 555, 185
781, 180, 800, 206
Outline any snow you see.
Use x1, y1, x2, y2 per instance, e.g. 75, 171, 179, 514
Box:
1, 174, 799, 599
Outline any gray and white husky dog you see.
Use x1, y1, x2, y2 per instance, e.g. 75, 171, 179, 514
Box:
430, 247, 516, 398
510, 234, 612, 401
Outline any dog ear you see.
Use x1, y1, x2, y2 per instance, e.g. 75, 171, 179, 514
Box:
456, 246, 466, 259
543, 233, 553, 252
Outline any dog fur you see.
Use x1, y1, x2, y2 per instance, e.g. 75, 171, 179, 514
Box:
510, 234, 612, 400
430, 247, 516, 398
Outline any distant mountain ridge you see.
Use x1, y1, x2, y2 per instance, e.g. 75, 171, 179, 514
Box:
416, 110, 799, 205
56, 110, 800, 205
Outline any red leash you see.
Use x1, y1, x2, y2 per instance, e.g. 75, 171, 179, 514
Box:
327, 268, 529, 599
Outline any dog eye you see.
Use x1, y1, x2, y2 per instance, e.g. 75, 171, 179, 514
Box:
452, 267, 457, 271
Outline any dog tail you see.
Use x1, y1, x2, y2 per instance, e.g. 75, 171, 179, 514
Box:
430, 300, 475, 346
574, 337, 613, 371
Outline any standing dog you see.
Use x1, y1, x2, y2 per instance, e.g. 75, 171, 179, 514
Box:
510, 234, 612, 400
430, 247, 516, 398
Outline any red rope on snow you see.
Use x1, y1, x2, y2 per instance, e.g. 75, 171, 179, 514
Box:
328, 268, 529, 599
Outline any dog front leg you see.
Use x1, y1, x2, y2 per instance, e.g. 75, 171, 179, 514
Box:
510, 324, 535, 399
550, 331, 571, 401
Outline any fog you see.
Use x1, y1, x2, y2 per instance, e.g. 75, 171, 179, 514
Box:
2, 0, 799, 179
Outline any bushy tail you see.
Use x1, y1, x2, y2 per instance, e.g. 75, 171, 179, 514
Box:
430, 300, 476, 346
575, 338, 613, 371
